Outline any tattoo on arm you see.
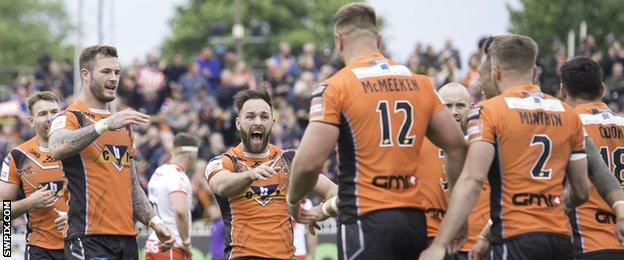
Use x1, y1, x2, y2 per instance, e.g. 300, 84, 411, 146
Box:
49, 126, 99, 160
130, 159, 155, 225
585, 137, 622, 201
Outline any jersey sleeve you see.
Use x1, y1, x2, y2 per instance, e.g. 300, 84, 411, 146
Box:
466, 103, 497, 144
423, 76, 445, 113
0, 153, 21, 185
49, 111, 80, 137
309, 83, 342, 125
205, 154, 235, 183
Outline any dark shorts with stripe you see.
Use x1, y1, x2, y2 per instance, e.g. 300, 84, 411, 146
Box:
64, 235, 138, 260
491, 233, 572, 260
25, 245, 65, 260
338, 208, 427, 260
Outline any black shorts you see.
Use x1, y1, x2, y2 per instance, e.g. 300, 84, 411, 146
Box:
25, 245, 65, 260
64, 235, 138, 260
576, 250, 624, 260
338, 208, 427, 260
491, 233, 572, 260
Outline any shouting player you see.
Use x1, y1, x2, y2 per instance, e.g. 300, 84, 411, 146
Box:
48, 45, 174, 259
421, 35, 591, 260
286, 3, 467, 259
560, 57, 624, 259
205, 89, 337, 259
145, 133, 199, 260
0, 91, 68, 260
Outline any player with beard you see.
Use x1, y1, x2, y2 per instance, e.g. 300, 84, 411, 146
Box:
205, 89, 337, 259
0, 91, 68, 260
48, 45, 174, 259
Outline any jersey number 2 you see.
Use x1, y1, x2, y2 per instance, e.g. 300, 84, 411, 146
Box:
530, 134, 552, 180
377, 100, 415, 147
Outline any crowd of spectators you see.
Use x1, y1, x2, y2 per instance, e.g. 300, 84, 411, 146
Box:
2, 35, 624, 229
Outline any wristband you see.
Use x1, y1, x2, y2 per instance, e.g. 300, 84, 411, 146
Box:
478, 219, 493, 239
148, 216, 164, 229
94, 119, 110, 134
321, 201, 331, 217
612, 200, 624, 220
182, 238, 191, 246
328, 196, 338, 214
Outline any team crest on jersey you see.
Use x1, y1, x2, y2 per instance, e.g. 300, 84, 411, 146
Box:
97, 145, 131, 171
37, 180, 66, 197
243, 184, 286, 206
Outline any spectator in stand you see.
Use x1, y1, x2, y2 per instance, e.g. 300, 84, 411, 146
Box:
606, 62, 624, 111
266, 42, 299, 86
539, 41, 567, 96
602, 41, 624, 78
298, 42, 321, 73
164, 52, 188, 83
196, 46, 222, 91
179, 63, 209, 100
421, 44, 441, 70
440, 39, 462, 69
462, 54, 480, 90
139, 125, 169, 180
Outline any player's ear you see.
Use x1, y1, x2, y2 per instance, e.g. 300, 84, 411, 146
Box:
335, 33, 343, 53
559, 83, 567, 102
81, 69, 90, 84
28, 115, 34, 126
600, 82, 606, 98
377, 34, 383, 50
235, 116, 241, 131
531, 65, 538, 81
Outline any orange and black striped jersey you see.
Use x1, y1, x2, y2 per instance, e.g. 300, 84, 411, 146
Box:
569, 102, 624, 254
466, 84, 585, 243
309, 52, 445, 223
205, 144, 294, 260
417, 138, 448, 237
0, 137, 68, 250
49, 101, 136, 240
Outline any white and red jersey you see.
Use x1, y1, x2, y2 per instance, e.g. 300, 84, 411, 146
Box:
147, 163, 193, 245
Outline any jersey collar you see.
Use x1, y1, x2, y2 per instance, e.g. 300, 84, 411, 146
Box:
574, 101, 609, 114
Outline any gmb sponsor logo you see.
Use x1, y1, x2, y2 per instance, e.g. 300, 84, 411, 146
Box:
512, 192, 560, 207
372, 175, 417, 190
595, 210, 617, 224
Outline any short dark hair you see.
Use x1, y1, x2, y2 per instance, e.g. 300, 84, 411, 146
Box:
79, 45, 118, 71
27, 91, 60, 115
560, 57, 604, 100
233, 89, 272, 112
333, 2, 378, 35
173, 133, 199, 148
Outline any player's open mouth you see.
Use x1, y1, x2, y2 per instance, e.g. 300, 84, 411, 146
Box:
105, 84, 116, 90
251, 130, 263, 145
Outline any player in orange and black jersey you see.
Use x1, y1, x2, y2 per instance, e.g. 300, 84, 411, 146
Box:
422, 35, 591, 260
0, 92, 67, 260
205, 90, 338, 260
420, 83, 481, 260
287, 3, 467, 259
48, 45, 174, 259
560, 57, 624, 260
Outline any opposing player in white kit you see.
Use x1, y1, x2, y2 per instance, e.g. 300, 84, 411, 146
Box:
145, 133, 199, 260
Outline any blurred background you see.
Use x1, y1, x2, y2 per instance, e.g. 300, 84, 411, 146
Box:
3, 0, 624, 259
